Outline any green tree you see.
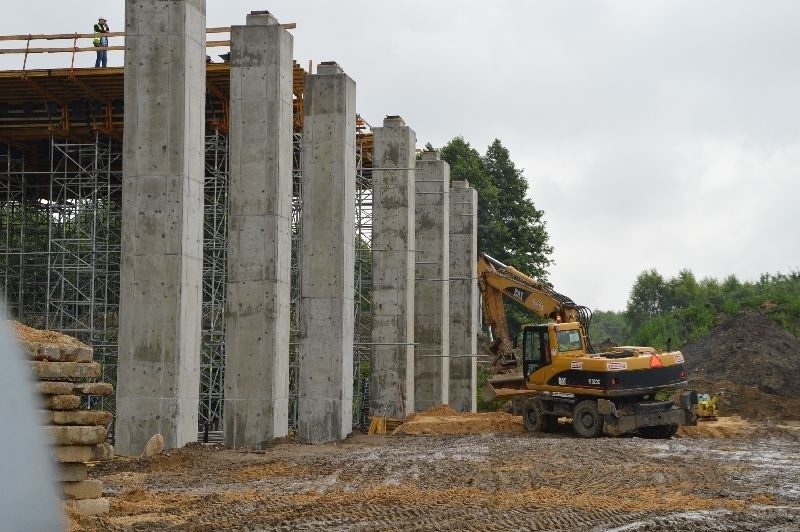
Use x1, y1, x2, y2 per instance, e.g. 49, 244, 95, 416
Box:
438, 137, 553, 332
625, 269, 667, 331
664, 269, 700, 310
439, 137, 503, 257
481, 139, 552, 279
589, 310, 630, 346
624, 267, 800, 347
439, 137, 552, 279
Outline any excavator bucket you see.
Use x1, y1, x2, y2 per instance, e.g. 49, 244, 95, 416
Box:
482, 375, 527, 402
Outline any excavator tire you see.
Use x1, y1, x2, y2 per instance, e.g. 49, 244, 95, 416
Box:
522, 398, 547, 433
572, 400, 603, 438
638, 424, 679, 439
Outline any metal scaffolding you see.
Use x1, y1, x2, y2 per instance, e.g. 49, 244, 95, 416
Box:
353, 139, 373, 429
2, 126, 376, 436
0, 143, 27, 320
48, 137, 122, 404
289, 131, 303, 430
0, 135, 122, 412
1, 132, 232, 431
199, 129, 229, 431
1, 148, 51, 329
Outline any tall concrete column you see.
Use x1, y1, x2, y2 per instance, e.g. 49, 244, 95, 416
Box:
370, 116, 416, 419
414, 151, 449, 411
116, 0, 206, 454
298, 62, 357, 443
223, 11, 293, 448
448, 181, 479, 412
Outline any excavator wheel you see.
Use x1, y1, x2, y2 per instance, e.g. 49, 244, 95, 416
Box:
522, 398, 547, 433
572, 400, 603, 438
638, 424, 679, 439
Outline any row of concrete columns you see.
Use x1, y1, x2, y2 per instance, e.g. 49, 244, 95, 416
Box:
114, 3, 478, 454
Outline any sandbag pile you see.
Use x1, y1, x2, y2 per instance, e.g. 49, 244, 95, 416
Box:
11, 321, 114, 516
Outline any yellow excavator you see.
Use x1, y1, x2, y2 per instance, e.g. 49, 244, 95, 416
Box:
479, 253, 698, 438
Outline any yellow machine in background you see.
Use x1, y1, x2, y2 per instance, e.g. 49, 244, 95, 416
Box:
695, 393, 720, 421
478, 253, 699, 438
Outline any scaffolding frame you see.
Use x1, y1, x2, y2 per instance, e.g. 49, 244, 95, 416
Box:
289, 131, 303, 430
0, 144, 27, 320
47, 136, 122, 403
0, 135, 122, 412
353, 140, 373, 429
199, 129, 229, 431
1, 125, 376, 436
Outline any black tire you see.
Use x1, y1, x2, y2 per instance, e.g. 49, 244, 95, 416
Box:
639, 424, 679, 439
523, 399, 546, 433
572, 400, 603, 438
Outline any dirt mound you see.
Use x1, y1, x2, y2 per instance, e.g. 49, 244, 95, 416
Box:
8, 320, 90, 349
681, 311, 800, 397
419, 404, 459, 416
688, 378, 800, 421
677, 416, 755, 438
394, 405, 524, 435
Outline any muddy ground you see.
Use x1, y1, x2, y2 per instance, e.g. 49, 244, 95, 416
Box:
71, 419, 800, 531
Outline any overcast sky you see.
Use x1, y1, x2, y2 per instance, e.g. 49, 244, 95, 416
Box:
2, 1, 798, 311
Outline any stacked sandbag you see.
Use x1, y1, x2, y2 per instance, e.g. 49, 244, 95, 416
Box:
10, 321, 114, 516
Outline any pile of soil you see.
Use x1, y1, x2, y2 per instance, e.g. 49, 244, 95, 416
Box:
681, 311, 800, 397
677, 415, 755, 438
393, 404, 524, 435
688, 378, 800, 422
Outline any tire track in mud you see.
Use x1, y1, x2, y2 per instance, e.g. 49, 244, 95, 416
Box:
76, 432, 800, 531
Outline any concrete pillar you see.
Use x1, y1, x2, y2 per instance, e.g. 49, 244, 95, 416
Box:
116, 0, 206, 454
414, 151, 450, 411
448, 180, 479, 412
370, 116, 416, 419
223, 11, 293, 448
298, 62, 357, 443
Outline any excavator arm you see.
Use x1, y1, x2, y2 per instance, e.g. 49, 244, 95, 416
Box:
478, 253, 594, 372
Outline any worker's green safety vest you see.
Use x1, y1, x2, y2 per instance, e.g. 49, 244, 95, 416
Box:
93, 24, 107, 47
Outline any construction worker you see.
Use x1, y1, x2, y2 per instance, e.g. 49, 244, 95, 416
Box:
93, 17, 110, 68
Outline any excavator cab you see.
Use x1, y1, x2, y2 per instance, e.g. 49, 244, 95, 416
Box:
522, 325, 552, 380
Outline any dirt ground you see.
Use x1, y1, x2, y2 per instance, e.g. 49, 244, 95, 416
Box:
394, 404, 525, 435
70, 417, 800, 531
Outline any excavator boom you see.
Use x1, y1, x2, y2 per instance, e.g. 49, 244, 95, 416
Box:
478, 253, 593, 372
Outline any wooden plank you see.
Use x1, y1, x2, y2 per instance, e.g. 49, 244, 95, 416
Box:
0, 45, 124, 54
0, 24, 294, 42
0, 31, 125, 41
207, 23, 295, 32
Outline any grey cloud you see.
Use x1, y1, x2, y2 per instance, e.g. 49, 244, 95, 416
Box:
1, 0, 797, 311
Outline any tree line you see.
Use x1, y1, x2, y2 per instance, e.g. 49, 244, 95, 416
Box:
591, 269, 800, 349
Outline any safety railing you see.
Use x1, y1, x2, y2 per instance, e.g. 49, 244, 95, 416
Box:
0, 24, 296, 70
